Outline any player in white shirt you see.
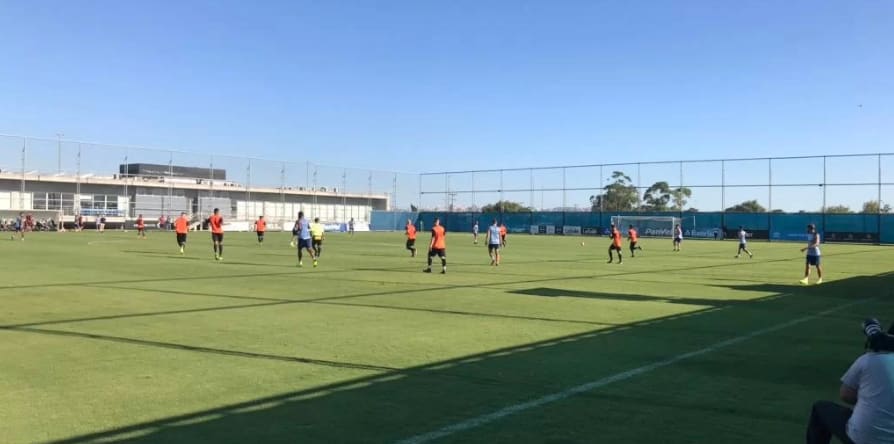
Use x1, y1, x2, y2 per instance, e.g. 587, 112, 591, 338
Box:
734, 226, 753, 259
673, 224, 683, 251
472, 221, 479, 245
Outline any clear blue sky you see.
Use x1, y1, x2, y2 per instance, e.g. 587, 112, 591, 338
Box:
1, 1, 892, 210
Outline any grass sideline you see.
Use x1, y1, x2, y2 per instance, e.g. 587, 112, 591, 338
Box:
1, 230, 892, 443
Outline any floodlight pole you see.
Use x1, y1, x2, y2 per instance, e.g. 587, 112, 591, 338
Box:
56, 132, 63, 174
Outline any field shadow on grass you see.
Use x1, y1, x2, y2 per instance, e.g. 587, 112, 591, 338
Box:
510, 287, 757, 307
35, 272, 894, 444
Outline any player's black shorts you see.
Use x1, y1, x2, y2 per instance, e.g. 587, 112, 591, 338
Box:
629, 241, 638, 248
806, 255, 821, 266
429, 248, 446, 258
406, 239, 416, 249
738, 242, 747, 249
312, 238, 323, 248
488, 243, 500, 252
212, 233, 224, 243
257, 231, 265, 240
609, 244, 621, 251
674, 237, 682, 244
298, 238, 312, 249
177, 233, 187, 245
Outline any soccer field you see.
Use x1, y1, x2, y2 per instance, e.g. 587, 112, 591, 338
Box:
2, 230, 893, 443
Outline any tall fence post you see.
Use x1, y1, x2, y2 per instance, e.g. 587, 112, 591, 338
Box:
878, 153, 883, 244
75, 143, 82, 215
822, 156, 827, 234
20, 137, 26, 210
279, 162, 285, 225
721, 160, 726, 232
768, 158, 773, 242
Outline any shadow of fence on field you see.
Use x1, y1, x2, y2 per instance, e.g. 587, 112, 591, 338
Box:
33, 272, 894, 444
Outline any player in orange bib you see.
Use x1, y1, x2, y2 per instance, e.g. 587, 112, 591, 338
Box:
206, 208, 224, 261
424, 217, 447, 274
174, 212, 189, 254
608, 223, 623, 264
405, 218, 417, 257
135, 214, 146, 239
627, 225, 643, 257
499, 223, 507, 247
255, 216, 266, 246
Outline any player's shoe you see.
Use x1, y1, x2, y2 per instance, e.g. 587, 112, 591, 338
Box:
290, 241, 296, 248
799, 277, 809, 285
749, 253, 753, 259
734, 255, 739, 258
816, 278, 823, 285
606, 259, 613, 264
423, 268, 432, 273
313, 260, 318, 268
441, 268, 446, 274
179, 247, 184, 255
298, 261, 303, 267
217, 256, 223, 262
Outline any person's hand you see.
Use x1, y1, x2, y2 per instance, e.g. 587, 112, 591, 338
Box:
800, 247, 806, 252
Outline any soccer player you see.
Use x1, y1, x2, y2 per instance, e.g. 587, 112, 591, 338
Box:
311, 217, 325, 258
608, 223, 623, 264
627, 225, 643, 257
472, 221, 479, 244
405, 218, 417, 257
499, 223, 507, 247
255, 216, 266, 246
12, 212, 24, 241
424, 217, 447, 274
207, 208, 224, 261
174, 212, 189, 254
348, 217, 355, 236
800, 223, 823, 285
673, 224, 683, 251
296, 211, 317, 267
136, 214, 146, 239
487, 219, 501, 266
735, 226, 753, 259
290, 217, 300, 247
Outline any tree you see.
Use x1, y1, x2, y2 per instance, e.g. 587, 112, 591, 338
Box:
725, 200, 766, 213
862, 200, 892, 214
590, 171, 639, 212
480, 200, 532, 213
771, 209, 785, 213
671, 187, 692, 211
642, 181, 671, 211
824, 205, 852, 214
410, 204, 418, 212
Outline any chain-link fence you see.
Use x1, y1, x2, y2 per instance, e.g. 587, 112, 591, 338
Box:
419, 154, 894, 215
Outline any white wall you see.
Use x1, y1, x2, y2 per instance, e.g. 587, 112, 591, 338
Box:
236, 200, 371, 223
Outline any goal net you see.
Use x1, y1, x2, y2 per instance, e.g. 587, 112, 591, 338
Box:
610, 216, 679, 237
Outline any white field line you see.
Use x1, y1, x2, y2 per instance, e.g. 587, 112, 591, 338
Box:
394, 297, 871, 444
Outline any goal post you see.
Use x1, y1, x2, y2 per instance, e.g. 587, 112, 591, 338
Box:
610, 215, 679, 237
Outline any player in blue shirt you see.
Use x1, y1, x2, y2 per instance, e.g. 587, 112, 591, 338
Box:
800, 223, 823, 285
12, 212, 24, 241
296, 211, 317, 268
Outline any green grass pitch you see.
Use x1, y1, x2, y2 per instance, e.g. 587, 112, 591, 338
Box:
2, 230, 893, 443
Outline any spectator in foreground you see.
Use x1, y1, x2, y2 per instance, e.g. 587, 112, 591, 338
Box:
806, 320, 894, 444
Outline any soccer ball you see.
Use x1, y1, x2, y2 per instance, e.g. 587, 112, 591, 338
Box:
580, 242, 585, 246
